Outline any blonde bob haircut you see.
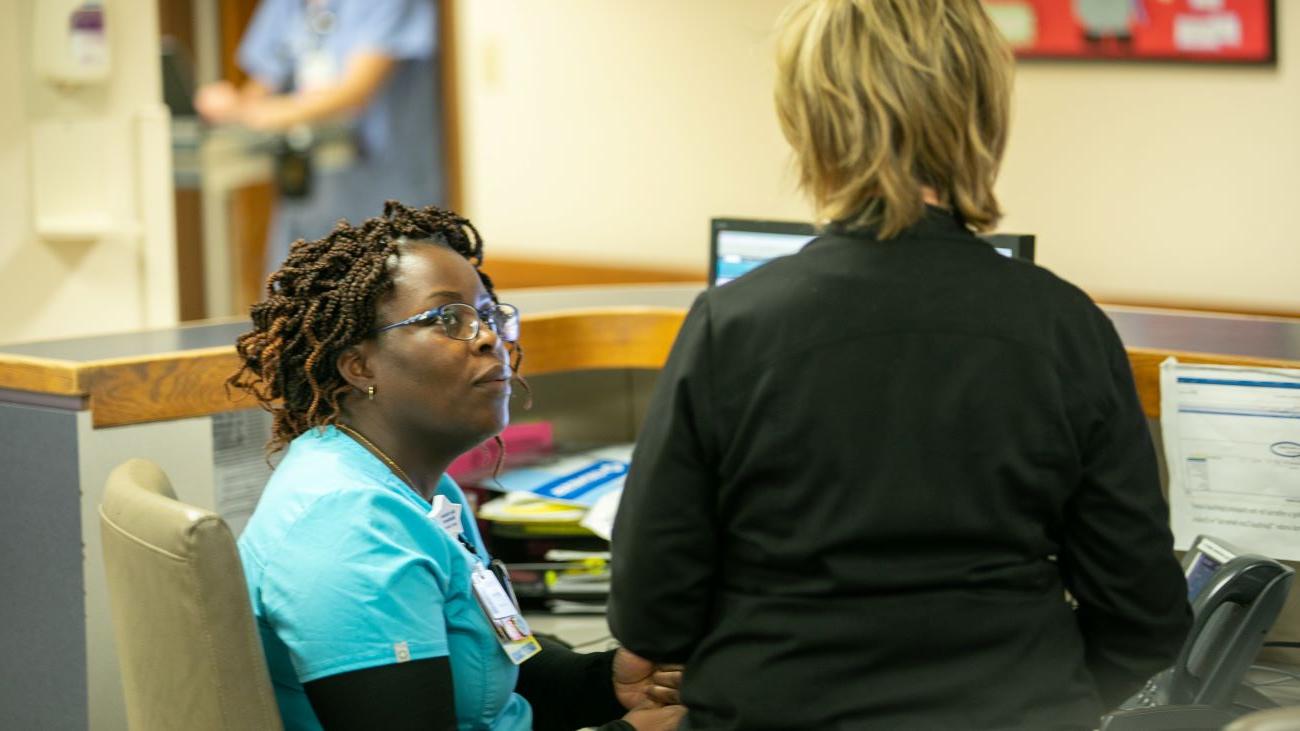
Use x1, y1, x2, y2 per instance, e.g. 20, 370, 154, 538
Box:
775, 0, 1014, 238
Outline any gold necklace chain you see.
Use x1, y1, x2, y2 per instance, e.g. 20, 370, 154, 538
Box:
336, 422, 479, 555
335, 423, 418, 490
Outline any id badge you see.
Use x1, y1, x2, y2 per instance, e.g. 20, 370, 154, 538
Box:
471, 567, 540, 665
295, 49, 337, 93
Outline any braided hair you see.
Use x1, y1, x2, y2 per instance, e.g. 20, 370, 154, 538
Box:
228, 200, 525, 454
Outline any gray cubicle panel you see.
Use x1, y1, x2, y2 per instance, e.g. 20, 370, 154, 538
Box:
0, 398, 274, 731
0, 319, 267, 731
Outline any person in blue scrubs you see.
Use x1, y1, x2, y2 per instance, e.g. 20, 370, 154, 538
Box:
196, 0, 445, 273
229, 201, 684, 731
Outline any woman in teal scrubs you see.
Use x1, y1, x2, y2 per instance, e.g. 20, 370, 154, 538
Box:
229, 201, 683, 731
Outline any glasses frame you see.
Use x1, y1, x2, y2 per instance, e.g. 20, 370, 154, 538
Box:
372, 302, 520, 342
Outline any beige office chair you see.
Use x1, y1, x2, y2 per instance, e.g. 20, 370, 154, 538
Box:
99, 458, 282, 730
1226, 707, 1300, 731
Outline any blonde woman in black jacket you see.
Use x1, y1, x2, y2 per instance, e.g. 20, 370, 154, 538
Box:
609, 1, 1192, 729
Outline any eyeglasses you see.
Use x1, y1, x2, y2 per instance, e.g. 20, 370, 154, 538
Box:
373, 302, 520, 342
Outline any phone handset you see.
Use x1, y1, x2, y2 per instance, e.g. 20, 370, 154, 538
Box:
1102, 549, 1294, 731
1168, 556, 1293, 707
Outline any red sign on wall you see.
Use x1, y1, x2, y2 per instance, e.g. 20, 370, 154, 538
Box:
983, 0, 1276, 64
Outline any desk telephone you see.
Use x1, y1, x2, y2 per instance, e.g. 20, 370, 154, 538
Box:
1100, 535, 1295, 731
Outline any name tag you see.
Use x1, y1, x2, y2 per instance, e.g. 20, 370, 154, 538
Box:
430, 496, 540, 665
295, 49, 336, 92
471, 567, 540, 664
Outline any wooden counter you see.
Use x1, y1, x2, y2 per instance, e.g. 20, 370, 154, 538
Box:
4, 301, 1299, 429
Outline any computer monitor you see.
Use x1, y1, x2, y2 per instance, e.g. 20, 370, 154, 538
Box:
710, 217, 1036, 287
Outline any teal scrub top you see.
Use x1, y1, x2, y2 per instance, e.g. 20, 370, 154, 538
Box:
238, 425, 532, 731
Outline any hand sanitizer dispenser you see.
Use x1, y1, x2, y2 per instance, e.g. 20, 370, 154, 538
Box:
34, 0, 112, 86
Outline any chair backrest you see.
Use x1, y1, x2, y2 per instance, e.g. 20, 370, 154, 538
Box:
99, 459, 282, 731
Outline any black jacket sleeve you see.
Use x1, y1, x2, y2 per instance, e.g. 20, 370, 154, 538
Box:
303, 657, 457, 730
609, 295, 719, 663
514, 635, 629, 731
1059, 312, 1193, 707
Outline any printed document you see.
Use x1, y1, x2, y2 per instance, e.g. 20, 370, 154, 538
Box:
489, 444, 633, 507
1160, 358, 1300, 559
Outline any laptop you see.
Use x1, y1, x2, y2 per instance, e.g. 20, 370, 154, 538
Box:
709, 217, 1036, 286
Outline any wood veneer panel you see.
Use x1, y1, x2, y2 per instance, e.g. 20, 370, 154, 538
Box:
519, 308, 687, 376
485, 258, 703, 290
0, 355, 83, 396
83, 349, 248, 428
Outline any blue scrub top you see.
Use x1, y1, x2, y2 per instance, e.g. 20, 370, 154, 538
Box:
237, 0, 444, 270
238, 425, 531, 731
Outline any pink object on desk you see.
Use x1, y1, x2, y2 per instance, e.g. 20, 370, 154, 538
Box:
448, 422, 555, 485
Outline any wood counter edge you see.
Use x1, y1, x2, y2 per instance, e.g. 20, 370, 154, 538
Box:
6, 316, 1300, 428
0, 352, 85, 396
80, 346, 250, 428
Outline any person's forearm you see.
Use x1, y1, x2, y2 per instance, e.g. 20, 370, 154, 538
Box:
515, 636, 625, 731
240, 78, 272, 101
239, 53, 394, 131
239, 86, 363, 130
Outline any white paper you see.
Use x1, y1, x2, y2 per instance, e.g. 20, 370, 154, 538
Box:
1173, 13, 1241, 52
211, 410, 275, 537
490, 444, 633, 507
1160, 358, 1300, 559
579, 488, 621, 541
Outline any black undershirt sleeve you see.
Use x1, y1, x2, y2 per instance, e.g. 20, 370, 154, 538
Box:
303, 657, 457, 731
514, 635, 631, 731
302, 639, 634, 730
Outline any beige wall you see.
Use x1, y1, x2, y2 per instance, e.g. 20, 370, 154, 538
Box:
455, 0, 809, 274
1000, 18, 1300, 313
456, 1, 1300, 313
0, 0, 176, 345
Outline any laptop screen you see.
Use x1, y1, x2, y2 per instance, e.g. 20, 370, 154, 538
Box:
710, 218, 1036, 286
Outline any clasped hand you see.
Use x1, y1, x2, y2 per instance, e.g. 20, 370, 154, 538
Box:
613, 647, 685, 730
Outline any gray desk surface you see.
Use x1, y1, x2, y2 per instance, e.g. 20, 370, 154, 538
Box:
0, 319, 250, 362
524, 613, 614, 651
1248, 663, 1300, 707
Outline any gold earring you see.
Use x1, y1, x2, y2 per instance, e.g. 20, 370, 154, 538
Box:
367, 385, 376, 401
